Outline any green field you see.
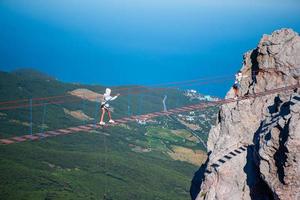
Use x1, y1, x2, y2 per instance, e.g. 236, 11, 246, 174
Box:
0, 125, 205, 200
0, 69, 217, 200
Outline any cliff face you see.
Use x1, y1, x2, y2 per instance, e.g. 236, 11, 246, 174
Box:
195, 29, 300, 200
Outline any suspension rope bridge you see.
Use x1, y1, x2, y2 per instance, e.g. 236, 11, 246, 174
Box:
1, 71, 298, 200
0, 83, 299, 145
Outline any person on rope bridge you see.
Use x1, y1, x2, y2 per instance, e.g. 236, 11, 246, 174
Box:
99, 88, 120, 125
233, 70, 248, 99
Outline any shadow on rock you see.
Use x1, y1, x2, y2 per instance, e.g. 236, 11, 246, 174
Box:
243, 145, 274, 200
190, 152, 210, 200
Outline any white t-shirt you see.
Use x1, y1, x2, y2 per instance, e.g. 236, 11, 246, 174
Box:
235, 73, 248, 84
102, 93, 118, 107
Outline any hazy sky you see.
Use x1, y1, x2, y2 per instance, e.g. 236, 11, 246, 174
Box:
1, 0, 300, 96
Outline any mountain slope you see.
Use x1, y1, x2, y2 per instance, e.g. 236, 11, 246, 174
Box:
0, 69, 218, 199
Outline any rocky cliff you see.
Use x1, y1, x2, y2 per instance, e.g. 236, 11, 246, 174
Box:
194, 29, 300, 200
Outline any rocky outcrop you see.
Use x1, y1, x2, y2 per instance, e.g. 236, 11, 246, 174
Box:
194, 29, 300, 200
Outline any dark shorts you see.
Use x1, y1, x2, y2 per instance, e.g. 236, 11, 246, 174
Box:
101, 104, 109, 110
233, 83, 240, 89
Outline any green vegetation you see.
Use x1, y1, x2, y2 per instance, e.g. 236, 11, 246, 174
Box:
0, 69, 218, 200
0, 130, 198, 200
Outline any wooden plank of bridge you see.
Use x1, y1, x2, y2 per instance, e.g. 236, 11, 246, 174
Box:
115, 119, 127, 123
78, 125, 93, 130
46, 131, 63, 136
68, 127, 84, 132
11, 136, 27, 142
23, 135, 40, 140
58, 129, 72, 134
0, 139, 16, 145
36, 133, 51, 137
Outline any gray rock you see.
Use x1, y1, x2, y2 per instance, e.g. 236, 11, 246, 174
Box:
195, 29, 300, 200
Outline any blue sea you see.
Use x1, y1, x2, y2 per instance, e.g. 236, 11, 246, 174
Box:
1, 0, 300, 97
